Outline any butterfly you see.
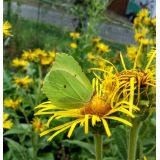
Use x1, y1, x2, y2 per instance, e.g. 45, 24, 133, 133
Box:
42, 53, 93, 109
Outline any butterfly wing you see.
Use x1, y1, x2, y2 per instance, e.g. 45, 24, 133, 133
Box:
42, 53, 93, 109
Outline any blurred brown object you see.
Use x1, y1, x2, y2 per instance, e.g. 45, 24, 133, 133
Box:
108, 0, 129, 16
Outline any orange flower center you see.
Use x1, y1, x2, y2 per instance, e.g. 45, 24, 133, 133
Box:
80, 95, 111, 116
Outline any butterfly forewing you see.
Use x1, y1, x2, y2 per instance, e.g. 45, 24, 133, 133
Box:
42, 53, 93, 109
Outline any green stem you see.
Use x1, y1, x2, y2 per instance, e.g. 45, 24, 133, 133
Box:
32, 132, 39, 160
94, 134, 103, 160
35, 64, 42, 105
20, 108, 29, 124
128, 119, 142, 160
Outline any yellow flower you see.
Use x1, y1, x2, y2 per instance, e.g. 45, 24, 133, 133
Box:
4, 97, 22, 110
98, 59, 106, 69
133, 17, 140, 27
70, 42, 78, 49
32, 117, 45, 132
33, 48, 47, 58
151, 17, 156, 26
137, 9, 149, 19
92, 37, 101, 43
39, 51, 56, 65
70, 32, 80, 39
12, 58, 29, 69
40, 56, 54, 65
127, 45, 138, 62
22, 50, 38, 61
14, 76, 32, 87
94, 49, 155, 113
143, 17, 151, 25
141, 27, 148, 36
35, 77, 138, 141
3, 113, 13, 129
87, 52, 95, 61
141, 38, 150, 45
96, 43, 110, 53
134, 32, 143, 42
3, 21, 12, 37
48, 51, 56, 58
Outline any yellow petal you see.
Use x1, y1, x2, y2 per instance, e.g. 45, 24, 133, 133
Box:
102, 118, 111, 137
67, 119, 82, 138
91, 115, 100, 126
106, 116, 133, 127
118, 108, 135, 118
129, 77, 135, 113
120, 53, 127, 70
40, 121, 74, 137
84, 115, 89, 134
47, 125, 71, 141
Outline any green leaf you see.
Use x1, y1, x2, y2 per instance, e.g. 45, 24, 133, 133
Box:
63, 139, 95, 156
4, 124, 32, 136
3, 70, 13, 91
113, 126, 128, 160
5, 138, 31, 160
38, 153, 55, 160
4, 150, 12, 160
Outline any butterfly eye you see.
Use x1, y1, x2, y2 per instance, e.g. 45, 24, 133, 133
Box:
64, 85, 66, 88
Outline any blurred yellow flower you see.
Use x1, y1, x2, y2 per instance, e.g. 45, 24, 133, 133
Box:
137, 9, 149, 19
22, 50, 38, 61
70, 42, 78, 49
141, 38, 150, 45
3, 113, 13, 129
3, 21, 12, 37
127, 45, 138, 62
33, 48, 47, 57
32, 117, 45, 132
87, 52, 95, 61
134, 32, 142, 42
40, 56, 54, 65
151, 17, 156, 26
48, 51, 56, 58
14, 76, 32, 87
4, 97, 22, 110
96, 43, 110, 53
133, 18, 140, 27
70, 32, 80, 39
12, 58, 29, 68
143, 17, 151, 25
98, 59, 106, 69
141, 27, 148, 36
92, 37, 101, 43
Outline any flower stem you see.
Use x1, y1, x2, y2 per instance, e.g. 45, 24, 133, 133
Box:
94, 134, 103, 160
128, 119, 142, 160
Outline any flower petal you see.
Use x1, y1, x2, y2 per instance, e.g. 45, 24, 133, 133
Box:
102, 118, 111, 137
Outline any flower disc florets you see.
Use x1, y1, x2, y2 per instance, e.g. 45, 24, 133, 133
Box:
80, 95, 111, 117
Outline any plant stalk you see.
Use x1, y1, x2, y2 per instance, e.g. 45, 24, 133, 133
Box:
128, 119, 142, 160
94, 134, 103, 160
